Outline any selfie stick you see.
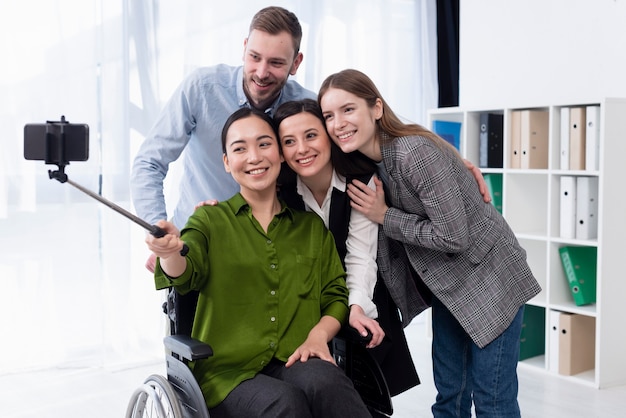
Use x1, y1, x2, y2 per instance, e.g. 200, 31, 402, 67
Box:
48, 169, 188, 256
44, 132, 189, 256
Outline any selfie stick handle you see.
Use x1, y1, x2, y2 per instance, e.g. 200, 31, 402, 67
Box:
53, 173, 188, 256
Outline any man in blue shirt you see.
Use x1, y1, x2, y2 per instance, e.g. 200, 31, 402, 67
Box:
131, 6, 315, 229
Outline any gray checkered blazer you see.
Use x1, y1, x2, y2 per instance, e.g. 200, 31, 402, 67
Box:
375, 135, 541, 348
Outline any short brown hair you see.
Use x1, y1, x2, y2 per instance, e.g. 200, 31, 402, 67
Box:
249, 6, 303, 56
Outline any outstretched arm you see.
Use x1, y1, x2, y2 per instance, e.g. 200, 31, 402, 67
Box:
145, 220, 187, 278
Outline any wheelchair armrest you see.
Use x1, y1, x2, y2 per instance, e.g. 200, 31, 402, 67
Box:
164, 334, 213, 362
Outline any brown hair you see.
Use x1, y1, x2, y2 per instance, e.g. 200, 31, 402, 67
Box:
249, 6, 303, 57
274, 99, 377, 178
318, 68, 457, 153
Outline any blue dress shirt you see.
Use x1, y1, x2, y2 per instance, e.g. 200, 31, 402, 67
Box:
130, 64, 316, 227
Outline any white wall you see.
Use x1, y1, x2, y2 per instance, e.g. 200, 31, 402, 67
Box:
459, 0, 626, 108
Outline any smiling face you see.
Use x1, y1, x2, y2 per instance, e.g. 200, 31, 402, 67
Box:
319, 87, 383, 160
278, 111, 333, 182
223, 114, 283, 196
242, 29, 303, 110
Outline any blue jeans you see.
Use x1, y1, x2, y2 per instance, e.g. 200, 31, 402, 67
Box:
431, 297, 523, 418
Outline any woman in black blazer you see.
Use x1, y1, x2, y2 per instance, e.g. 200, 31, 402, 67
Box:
273, 99, 420, 397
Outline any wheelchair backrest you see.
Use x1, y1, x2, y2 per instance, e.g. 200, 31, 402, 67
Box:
166, 289, 199, 337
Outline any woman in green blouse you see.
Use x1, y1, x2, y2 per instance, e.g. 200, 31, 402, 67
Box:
145, 107, 370, 418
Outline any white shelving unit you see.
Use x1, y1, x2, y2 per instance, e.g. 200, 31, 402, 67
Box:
428, 98, 626, 389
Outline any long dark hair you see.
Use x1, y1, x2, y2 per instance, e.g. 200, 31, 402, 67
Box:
274, 99, 377, 179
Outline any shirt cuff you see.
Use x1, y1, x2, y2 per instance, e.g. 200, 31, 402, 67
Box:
322, 301, 350, 326
153, 257, 192, 290
349, 290, 379, 319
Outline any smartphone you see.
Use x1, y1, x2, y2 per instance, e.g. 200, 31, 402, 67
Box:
24, 122, 89, 163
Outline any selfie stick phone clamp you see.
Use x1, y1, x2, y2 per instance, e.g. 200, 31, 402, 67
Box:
46, 116, 189, 256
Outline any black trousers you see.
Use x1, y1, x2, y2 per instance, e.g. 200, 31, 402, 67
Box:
209, 358, 371, 418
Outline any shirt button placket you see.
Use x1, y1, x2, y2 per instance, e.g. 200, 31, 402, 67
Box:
266, 239, 279, 355
268, 289, 277, 351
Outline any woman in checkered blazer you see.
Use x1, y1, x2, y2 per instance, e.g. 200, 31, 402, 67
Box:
319, 69, 541, 418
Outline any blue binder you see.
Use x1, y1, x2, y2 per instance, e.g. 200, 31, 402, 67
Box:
432, 120, 461, 151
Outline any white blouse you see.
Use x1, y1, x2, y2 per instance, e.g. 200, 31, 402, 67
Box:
296, 169, 379, 319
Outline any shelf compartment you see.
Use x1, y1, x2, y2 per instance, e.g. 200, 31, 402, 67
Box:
503, 172, 549, 236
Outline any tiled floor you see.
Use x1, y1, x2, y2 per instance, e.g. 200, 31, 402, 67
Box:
1, 319, 624, 417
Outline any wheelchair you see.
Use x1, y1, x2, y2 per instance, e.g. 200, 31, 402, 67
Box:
125, 289, 394, 417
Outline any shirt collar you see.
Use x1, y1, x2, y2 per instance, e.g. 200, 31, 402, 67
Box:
227, 192, 295, 222
235, 66, 284, 116
295, 168, 347, 198
330, 169, 347, 191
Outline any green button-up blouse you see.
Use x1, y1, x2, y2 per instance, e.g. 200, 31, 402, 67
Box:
154, 193, 349, 408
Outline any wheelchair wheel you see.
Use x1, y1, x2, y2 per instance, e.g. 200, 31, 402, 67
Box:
126, 374, 184, 418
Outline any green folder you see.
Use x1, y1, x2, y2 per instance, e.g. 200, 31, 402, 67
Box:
483, 173, 503, 214
519, 304, 545, 361
559, 246, 597, 306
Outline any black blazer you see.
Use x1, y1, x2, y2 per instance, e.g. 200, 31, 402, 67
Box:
279, 170, 420, 396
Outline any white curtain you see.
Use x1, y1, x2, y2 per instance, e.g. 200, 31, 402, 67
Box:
0, 0, 437, 375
